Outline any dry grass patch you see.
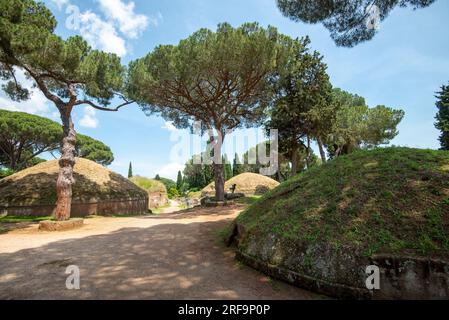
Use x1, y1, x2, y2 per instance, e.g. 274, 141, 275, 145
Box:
0, 158, 148, 206
130, 176, 167, 193
202, 173, 279, 196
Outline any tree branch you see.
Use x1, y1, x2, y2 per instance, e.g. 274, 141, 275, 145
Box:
21, 65, 65, 107
4, 63, 20, 89
74, 98, 135, 112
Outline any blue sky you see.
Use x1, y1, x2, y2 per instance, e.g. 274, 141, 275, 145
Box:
1, 0, 448, 180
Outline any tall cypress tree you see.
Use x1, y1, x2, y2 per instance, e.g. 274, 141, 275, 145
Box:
232, 153, 243, 177
128, 162, 133, 178
199, 172, 207, 188
176, 171, 183, 190
435, 84, 449, 150
223, 155, 233, 181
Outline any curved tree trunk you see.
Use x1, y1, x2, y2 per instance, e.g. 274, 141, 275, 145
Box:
291, 145, 299, 176
317, 136, 327, 163
213, 162, 225, 202
54, 105, 76, 221
210, 130, 225, 202
9, 156, 17, 171
305, 136, 311, 169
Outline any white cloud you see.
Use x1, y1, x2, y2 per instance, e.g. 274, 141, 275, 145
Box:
50, 0, 69, 10
148, 11, 164, 28
0, 69, 51, 115
157, 162, 185, 180
50, 111, 61, 121
97, 0, 150, 39
0, 94, 50, 115
50, 0, 153, 57
79, 107, 99, 128
79, 11, 127, 57
161, 121, 178, 132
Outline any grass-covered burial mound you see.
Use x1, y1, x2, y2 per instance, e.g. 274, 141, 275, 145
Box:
202, 172, 280, 197
130, 176, 169, 209
0, 158, 148, 217
232, 148, 449, 299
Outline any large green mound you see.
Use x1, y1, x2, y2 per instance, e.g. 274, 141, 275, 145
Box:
236, 147, 449, 258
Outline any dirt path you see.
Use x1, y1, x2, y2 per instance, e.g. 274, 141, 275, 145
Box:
160, 199, 182, 214
0, 206, 320, 300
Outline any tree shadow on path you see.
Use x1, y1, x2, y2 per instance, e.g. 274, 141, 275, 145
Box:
0, 218, 318, 300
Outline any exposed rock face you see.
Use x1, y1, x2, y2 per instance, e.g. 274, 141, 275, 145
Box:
39, 219, 84, 232
233, 222, 449, 300
225, 193, 245, 200
148, 192, 169, 209
200, 197, 234, 207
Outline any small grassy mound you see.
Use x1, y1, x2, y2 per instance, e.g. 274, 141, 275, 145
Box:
130, 176, 167, 194
202, 172, 279, 196
0, 158, 148, 206
187, 190, 202, 199
130, 176, 168, 209
237, 147, 449, 258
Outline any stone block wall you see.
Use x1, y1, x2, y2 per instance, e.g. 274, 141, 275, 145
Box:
0, 197, 149, 217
